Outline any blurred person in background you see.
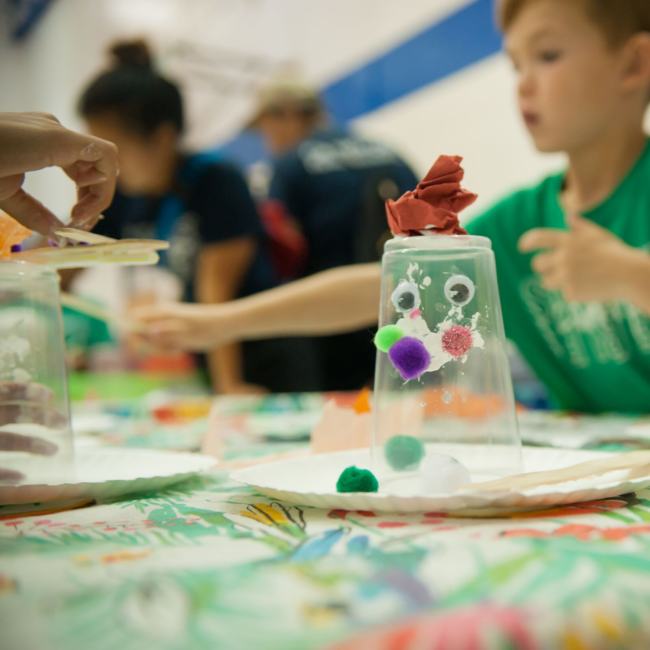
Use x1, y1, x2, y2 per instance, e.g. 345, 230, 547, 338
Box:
250, 79, 419, 391
77, 41, 317, 395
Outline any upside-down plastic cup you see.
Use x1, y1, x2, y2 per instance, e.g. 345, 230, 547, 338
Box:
0, 261, 73, 486
372, 234, 522, 494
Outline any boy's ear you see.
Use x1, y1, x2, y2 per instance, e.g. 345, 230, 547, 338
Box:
620, 33, 650, 94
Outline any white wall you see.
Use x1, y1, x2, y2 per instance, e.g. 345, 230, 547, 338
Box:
2, 0, 648, 223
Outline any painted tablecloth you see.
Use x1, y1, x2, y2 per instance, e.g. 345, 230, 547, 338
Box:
2, 397, 650, 650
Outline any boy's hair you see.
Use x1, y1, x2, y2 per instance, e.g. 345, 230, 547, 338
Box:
498, 0, 650, 47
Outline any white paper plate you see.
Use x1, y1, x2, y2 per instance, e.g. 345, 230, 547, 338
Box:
231, 444, 650, 515
0, 449, 216, 505
71, 412, 122, 435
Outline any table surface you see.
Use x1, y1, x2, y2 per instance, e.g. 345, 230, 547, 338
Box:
2, 393, 650, 650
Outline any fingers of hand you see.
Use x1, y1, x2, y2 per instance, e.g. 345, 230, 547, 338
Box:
0, 187, 65, 239
0, 431, 58, 456
66, 136, 117, 224
531, 252, 558, 275
62, 160, 108, 187
0, 382, 54, 403
0, 404, 68, 429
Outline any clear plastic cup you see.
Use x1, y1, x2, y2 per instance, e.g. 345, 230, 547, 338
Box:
372, 234, 522, 494
0, 261, 73, 485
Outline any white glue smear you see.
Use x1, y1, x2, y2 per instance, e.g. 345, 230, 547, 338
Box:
421, 276, 431, 289
396, 303, 485, 375
406, 263, 420, 284
441, 390, 453, 404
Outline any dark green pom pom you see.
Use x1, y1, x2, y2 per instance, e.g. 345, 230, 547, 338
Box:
336, 466, 379, 493
384, 435, 425, 471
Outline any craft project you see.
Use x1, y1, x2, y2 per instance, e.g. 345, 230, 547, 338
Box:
0, 217, 169, 487
369, 155, 522, 493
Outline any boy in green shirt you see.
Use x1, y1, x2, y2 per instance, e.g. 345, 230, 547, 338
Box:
135, 0, 650, 412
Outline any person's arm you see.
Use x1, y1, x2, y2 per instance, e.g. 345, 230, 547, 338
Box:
195, 237, 263, 394
0, 112, 117, 237
135, 263, 381, 351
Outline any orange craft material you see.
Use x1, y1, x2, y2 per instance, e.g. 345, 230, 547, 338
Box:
385, 155, 477, 237
0, 212, 32, 258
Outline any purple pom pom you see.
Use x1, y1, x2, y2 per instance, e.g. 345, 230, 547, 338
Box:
388, 337, 430, 380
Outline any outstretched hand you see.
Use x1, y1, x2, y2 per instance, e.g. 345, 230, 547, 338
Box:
132, 302, 236, 352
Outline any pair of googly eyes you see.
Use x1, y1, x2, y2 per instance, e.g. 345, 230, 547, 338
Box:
391, 275, 475, 313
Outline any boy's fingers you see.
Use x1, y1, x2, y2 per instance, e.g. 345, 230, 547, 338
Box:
531, 252, 558, 274
518, 228, 568, 253
0, 187, 65, 239
539, 270, 564, 291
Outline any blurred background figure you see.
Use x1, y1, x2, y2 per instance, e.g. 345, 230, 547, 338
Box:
74, 40, 318, 395
250, 79, 419, 390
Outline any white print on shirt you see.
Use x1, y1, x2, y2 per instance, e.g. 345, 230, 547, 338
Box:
298, 138, 399, 175
519, 276, 650, 368
167, 213, 201, 287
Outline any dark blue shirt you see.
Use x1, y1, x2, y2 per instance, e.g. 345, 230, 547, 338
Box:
97, 154, 276, 301
269, 128, 419, 275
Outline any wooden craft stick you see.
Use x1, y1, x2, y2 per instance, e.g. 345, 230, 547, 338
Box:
60, 292, 146, 333
54, 228, 117, 245
458, 450, 650, 492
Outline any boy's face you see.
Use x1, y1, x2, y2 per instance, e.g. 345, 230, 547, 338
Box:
506, 0, 631, 153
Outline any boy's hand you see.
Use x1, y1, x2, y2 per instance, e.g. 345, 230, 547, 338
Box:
518, 215, 635, 303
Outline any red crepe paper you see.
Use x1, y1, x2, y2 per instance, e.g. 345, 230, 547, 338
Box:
386, 155, 477, 236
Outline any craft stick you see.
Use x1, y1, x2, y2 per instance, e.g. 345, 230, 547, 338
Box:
60, 292, 146, 333
54, 228, 117, 244
458, 450, 650, 492
9, 248, 161, 269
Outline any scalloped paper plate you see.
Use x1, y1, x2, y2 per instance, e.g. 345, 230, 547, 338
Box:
231, 444, 650, 515
0, 449, 216, 505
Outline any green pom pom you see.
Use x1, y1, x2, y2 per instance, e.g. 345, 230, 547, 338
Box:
336, 466, 379, 493
384, 435, 425, 471
375, 325, 405, 353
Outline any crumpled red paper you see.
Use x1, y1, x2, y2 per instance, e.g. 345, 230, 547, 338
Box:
386, 155, 477, 236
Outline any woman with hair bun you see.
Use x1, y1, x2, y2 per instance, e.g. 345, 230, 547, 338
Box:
78, 40, 317, 395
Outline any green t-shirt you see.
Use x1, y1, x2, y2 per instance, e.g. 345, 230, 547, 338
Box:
467, 142, 650, 413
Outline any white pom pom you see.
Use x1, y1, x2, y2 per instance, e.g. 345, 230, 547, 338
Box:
419, 453, 471, 494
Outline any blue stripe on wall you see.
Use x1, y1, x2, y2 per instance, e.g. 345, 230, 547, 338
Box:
220, 0, 501, 167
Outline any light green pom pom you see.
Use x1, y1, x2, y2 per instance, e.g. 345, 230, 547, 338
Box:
375, 325, 405, 353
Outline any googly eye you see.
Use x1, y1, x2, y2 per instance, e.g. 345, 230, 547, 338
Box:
392, 282, 420, 313
444, 275, 475, 306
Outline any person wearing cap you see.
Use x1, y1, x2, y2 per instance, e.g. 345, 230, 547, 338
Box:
250, 79, 419, 391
